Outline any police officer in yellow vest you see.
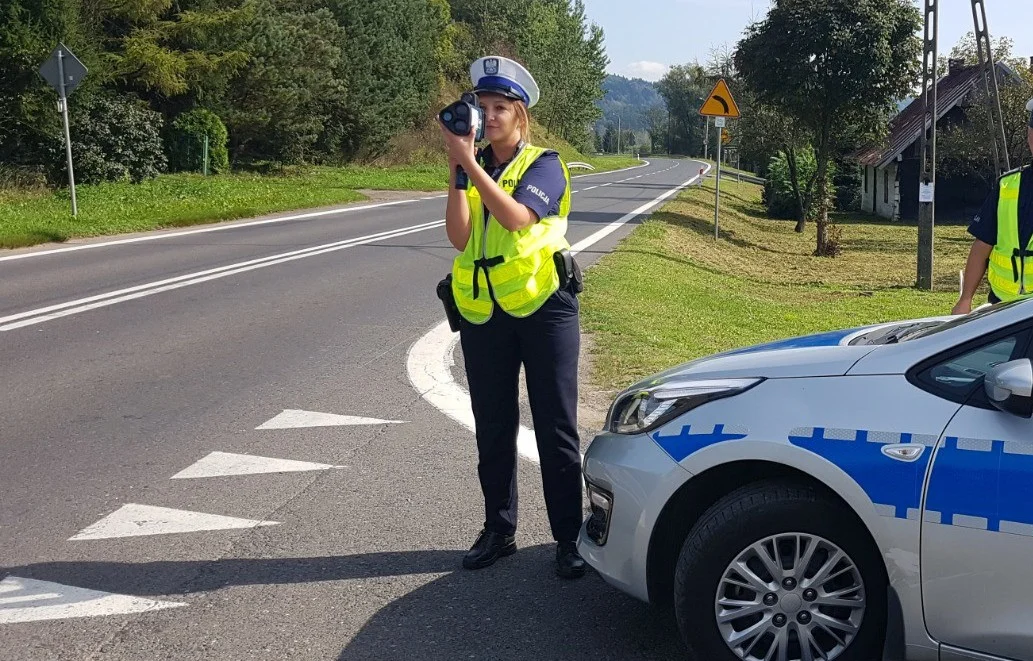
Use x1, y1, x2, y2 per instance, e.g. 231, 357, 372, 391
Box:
438, 56, 586, 579
954, 99, 1033, 315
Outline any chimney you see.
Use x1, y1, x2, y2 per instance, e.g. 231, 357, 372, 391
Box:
948, 58, 965, 74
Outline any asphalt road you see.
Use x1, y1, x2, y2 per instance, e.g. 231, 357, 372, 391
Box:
0, 158, 704, 661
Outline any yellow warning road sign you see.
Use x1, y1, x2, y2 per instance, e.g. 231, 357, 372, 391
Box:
700, 79, 740, 118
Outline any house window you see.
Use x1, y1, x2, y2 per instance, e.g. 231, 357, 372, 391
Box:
884, 170, 890, 204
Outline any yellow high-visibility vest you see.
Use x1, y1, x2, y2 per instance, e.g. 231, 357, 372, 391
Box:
451, 144, 571, 324
987, 169, 1033, 302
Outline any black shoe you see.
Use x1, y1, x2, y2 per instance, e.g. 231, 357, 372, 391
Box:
463, 529, 517, 570
556, 541, 586, 579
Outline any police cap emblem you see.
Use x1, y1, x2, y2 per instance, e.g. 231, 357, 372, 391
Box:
484, 58, 500, 75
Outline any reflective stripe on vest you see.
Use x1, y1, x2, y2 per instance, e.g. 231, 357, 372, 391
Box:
451, 144, 571, 324
988, 171, 1033, 301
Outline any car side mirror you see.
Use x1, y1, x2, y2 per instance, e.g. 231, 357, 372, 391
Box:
985, 359, 1033, 418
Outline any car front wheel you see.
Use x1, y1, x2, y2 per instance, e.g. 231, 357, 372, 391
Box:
673, 481, 886, 661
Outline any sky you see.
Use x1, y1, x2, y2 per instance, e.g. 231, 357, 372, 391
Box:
582, 0, 1033, 82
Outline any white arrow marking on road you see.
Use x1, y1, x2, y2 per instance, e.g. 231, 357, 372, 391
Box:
406, 161, 705, 464
0, 576, 185, 624
171, 451, 345, 479
256, 409, 404, 430
69, 504, 279, 541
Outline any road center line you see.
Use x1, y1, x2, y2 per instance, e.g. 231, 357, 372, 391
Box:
0, 162, 672, 331
1, 220, 445, 331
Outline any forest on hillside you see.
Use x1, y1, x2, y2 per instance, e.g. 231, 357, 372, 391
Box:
0, 0, 608, 186
595, 74, 661, 132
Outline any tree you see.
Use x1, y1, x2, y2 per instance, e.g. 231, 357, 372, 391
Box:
735, 0, 922, 255
656, 63, 709, 156
601, 122, 617, 153
218, 0, 348, 164
328, 0, 443, 160
939, 63, 1033, 187
644, 104, 669, 154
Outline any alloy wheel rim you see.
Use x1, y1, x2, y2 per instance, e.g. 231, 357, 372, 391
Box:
714, 532, 866, 661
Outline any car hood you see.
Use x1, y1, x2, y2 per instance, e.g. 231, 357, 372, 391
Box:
624, 317, 951, 390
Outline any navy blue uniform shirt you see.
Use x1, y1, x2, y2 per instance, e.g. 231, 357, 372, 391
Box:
968, 166, 1033, 248
479, 144, 567, 222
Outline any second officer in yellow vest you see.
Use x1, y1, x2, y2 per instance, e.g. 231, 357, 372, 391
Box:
954, 98, 1033, 315
439, 56, 586, 579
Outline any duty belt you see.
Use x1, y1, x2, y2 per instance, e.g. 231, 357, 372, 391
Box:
472, 256, 504, 299
1011, 248, 1033, 295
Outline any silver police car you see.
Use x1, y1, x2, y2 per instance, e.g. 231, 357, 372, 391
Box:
578, 299, 1033, 661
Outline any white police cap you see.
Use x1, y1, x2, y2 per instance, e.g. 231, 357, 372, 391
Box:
470, 56, 540, 109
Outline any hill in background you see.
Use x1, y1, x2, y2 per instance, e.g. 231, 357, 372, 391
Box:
595, 74, 663, 133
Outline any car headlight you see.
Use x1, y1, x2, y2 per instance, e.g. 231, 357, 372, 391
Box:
606, 378, 763, 435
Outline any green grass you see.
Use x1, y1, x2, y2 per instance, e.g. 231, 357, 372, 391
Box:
581, 178, 975, 391
702, 159, 758, 177
1, 155, 645, 250
0, 165, 452, 249
577, 155, 643, 173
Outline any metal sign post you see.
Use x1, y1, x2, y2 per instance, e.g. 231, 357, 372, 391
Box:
714, 117, 725, 239
39, 43, 87, 218
699, 78, 741, 241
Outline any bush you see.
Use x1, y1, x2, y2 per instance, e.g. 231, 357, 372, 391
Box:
167, 108, 230, 174
763, 147, 836, 220
57, 95, 167, 184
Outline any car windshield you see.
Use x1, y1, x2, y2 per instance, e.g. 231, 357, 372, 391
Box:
905, 300, 1027, 340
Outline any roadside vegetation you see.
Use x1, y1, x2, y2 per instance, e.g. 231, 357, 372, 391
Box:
0, 147, 638, 250
581, 179, 974, 391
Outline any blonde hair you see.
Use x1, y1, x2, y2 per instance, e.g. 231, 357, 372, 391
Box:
513, 101, 532, 143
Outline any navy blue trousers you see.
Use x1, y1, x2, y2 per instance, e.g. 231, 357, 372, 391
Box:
459, 284, 583, 542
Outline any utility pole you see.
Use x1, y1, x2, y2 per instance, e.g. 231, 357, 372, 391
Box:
971, 0, 1010, 177
916, 0, 938, 290
917, 0, 1007, 290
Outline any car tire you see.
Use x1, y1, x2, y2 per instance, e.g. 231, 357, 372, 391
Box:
672, 480, 886, 661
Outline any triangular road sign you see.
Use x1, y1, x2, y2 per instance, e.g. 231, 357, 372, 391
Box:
700, 78, 741, 118
170, 451, 345, 479
0, 576, 185, 624
255, 409, 405, 430
69, 504, 279, 541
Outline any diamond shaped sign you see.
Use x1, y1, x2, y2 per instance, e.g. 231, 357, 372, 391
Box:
39, 43, 88, 97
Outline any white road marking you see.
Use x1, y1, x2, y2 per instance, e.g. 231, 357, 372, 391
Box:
0, 220, 445, 331
0, 198, 436, 264
1, 162, 651, 265
170, 451, 345, 479
569, 160, 651, 179
0, 576, 185, 624
405, 321, 540, 461
583, 186, 599, 191
69, 503, 279, 540
0, 161, 667, 332
406, 162, 711, 462
255, 409, 404, 430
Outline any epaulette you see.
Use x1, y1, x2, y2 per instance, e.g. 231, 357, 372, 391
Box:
998, 165, 1028, 181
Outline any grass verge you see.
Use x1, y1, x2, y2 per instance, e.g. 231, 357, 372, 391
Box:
581, 178, 977, 392
1, 155, 645, 250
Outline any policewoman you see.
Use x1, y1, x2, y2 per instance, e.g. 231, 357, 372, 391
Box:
439, 56, 586, 579
954, 98, 1033, 314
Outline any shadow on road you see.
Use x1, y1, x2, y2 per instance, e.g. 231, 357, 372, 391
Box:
6, 546, 686, 660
